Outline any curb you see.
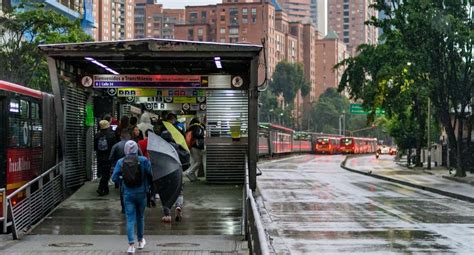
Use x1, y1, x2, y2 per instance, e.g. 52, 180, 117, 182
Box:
341, 157, 474, 203
442, 175, 474, 186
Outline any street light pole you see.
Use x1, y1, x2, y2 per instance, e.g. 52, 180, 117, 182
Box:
427, 97, 431, 170
343, 110, 346, 136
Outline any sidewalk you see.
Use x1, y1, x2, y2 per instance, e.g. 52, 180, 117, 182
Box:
0, 180, 248, 254
342, 155, 474, 203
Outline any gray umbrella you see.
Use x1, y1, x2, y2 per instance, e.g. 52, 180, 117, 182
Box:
147, 132, 182, 181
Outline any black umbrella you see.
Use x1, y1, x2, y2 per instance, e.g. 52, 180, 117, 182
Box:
147, 132, 182, 215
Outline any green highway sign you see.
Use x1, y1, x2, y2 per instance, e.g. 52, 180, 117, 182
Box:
349, 103, 385, 115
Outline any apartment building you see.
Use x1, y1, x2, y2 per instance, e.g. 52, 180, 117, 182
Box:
328, 0, 378, 54
93, 0, 134, 41
134, 0, 185, 39
310, 0, 327, 36
314, 30, 349, 99
278, 0, 312, 23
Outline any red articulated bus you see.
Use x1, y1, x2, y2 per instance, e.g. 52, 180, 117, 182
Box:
0, 80, 56, 220
339, 137, 377, 154
315, 137, 340, 154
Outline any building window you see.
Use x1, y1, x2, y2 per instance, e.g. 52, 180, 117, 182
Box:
220, 38, 226, 43
220, 15, 225, 21
189, 12, 198, 24
251, 8, 257, 23
229, 28, 239, 34
229, 8, 239, 26
344, 38, 349, 43
188, 29, 194, 40
220, 28, 226, 34
343, 31, 349, 36
201, 11, 207, 23
242, 8, 248, 16
198, 28, 203, 36
344, 17, 349, 23
344, 24, 349, 29
242, 17, 248, 24
344, 11, 349, 16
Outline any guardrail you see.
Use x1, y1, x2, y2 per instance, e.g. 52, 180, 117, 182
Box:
7, 162, 64, 239
1, 188, 9, 233
244, 158, 270, 255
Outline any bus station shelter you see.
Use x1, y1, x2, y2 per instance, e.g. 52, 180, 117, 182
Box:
39, 39, 262, 190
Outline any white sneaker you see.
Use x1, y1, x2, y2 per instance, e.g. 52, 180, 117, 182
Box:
137, 238, 146, 249
127, 245, 136, 254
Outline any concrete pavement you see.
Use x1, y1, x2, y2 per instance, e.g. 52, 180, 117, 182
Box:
342, 155, 474, 203
257, 154, 474, 254
0, 180, 248, 254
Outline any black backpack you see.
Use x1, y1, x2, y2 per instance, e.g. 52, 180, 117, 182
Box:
190, 124, 205, 150
97, 134, 109, 151
171, 143, 190, 171
121, 156, 142, 188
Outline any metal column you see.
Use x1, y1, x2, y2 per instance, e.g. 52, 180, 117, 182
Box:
248, 56, 259, 191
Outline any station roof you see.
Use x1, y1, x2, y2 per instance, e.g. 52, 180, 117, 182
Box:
38, 39, 263, 76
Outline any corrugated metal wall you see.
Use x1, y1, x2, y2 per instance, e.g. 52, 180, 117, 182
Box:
205, 90, 248, 184
206, 90, 248, 136
64, 86, 88, 188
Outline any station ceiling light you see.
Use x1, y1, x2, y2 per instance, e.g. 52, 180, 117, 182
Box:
214, 57, 222, 69
85, 57, 119, 75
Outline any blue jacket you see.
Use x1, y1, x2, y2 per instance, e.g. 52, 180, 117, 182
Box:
112, 155, 152, 196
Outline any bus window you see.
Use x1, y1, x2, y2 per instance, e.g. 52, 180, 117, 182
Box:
19, 100, 30, 147
317, 138, 329, 144
341, 138, 352, 145
31, 102, 42, 147
8, 99, 20, 147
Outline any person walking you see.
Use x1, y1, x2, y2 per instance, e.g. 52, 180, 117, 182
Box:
184, 118, 205, 182
94, 120, 115, 196
110, 131, 143, 213
138, 129, 153, 158
148, 132, 185, 223
112, 141, 152, 254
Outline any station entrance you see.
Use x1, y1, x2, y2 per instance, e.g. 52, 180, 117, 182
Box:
26, 40, 266, 247
39, 39, 262, 190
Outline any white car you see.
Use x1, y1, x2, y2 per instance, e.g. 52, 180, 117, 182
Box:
380, 146, 390, 154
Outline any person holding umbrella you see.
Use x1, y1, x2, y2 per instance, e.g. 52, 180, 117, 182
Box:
112, 141, 152, 254
147, 132, 184, 223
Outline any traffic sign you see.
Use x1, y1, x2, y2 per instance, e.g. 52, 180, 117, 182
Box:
349, 103, 385, 115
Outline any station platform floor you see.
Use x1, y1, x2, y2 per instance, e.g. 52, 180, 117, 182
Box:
0, 179, 248, 254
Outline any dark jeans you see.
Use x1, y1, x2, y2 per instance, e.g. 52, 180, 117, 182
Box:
97, 160, 111, 194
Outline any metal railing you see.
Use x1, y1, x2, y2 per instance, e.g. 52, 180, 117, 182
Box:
1, 188, 9, 233
7, 162, 64, 239
244, 158, 270, 255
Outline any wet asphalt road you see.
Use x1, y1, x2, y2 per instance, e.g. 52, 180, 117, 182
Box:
257, 155, 474, 254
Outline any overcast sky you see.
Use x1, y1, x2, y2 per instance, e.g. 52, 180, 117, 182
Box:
158, 0, 221, 8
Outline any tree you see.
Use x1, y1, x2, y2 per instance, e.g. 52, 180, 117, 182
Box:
270, 61, 310, 105
0, 2, 93, 92
336, 0, 472, 175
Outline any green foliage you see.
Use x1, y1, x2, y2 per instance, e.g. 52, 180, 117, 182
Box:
336, 0, 473, 174
0, 2, 93, 92
270, 61, 310, 103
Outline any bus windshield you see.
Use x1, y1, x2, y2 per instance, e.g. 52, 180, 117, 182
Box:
317, 138, 329, 144
341, 138, 353, 145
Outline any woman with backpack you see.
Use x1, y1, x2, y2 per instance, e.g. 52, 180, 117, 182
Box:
184, 118, 205, 182
111, 141, 152, 254
94, 120, 115, 196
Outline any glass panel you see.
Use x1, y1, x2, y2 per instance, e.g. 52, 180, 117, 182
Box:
31, 120, 42, 147
20, 100, 29, 119
8, 117, 20, 147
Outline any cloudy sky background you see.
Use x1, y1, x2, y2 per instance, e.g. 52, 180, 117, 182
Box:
159, 0, 221, 8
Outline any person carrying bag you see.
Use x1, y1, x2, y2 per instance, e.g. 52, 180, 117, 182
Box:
112, 141, 152, 254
